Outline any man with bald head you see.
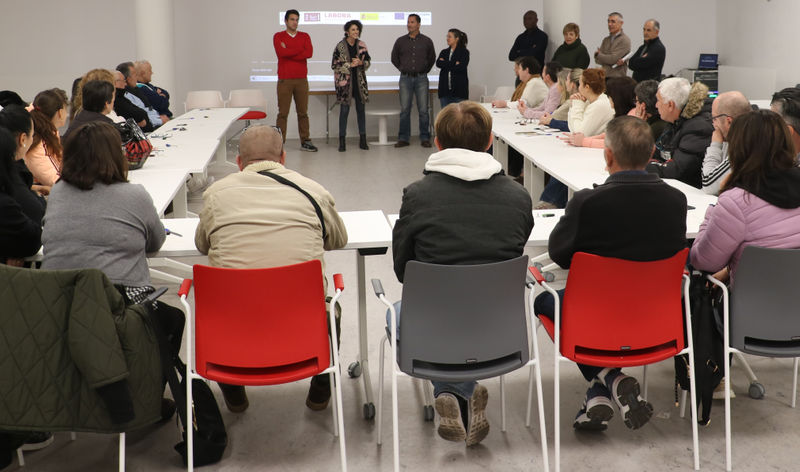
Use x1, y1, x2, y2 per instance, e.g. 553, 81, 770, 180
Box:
135, 60, 172, 119
195, 124, 348, 413
628, 19, 666, 82
702, 91, 753, 194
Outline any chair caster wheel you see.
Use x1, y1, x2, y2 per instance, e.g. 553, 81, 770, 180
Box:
423, 405, 434, 422
749, 382, 765, 399
543, 272, 555, 282
348, 362, 362, 378
533, 262, 543, 270
363, 402, 376, 420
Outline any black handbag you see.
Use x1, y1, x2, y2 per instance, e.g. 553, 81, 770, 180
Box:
142, 294, 227, 466
115, 118, 153, 169
674, 271, 725, 425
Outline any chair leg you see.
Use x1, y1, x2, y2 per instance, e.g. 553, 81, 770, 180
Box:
333, 368, 348, 471
391, 365, 400, 471
525, 364, 535, 427
16, 449, 24, 467
530, 324, 550, 472
500, 375, 507, 432
330, 371, 339, 437
642, 365, 649, 401
793, 358, 798, 409
555, 356, 561, 472
70, 432, 76, 441
118, 432, 125, 472
377, 335, 387, 445
679, 389, 688, 418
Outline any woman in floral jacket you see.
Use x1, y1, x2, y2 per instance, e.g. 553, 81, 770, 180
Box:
332, 19, 370, 152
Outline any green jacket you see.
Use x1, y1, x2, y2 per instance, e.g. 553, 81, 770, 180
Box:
0, 265, 163, 433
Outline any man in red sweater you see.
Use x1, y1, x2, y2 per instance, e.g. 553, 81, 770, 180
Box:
274, 9, 317, 152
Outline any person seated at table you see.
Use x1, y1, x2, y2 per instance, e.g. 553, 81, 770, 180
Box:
113, 70, 152, 131
117, 62, 165, 128
771, 87, 800, 154
24, 88, 69, 190
561, 76, 638, 148
491, 56, 548, 110
70, 68, 125, 123
534, 68, 615, 209
63, 80, 117, 141
195, 124, 348, 413
0, 106, 44, 267
541, 68, 583, 128
392, 101, 533, 446
551, 23, 590, 70
518, 61, 564, 120
41, 121, 183, 421
691, 110, 800, 284
135, 60, 172, 119
534, 115, 687, 432
646, 77, 713, 188
700, 91, 752, 195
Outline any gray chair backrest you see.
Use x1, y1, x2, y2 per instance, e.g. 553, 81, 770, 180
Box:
398, 255, 529, 382
730, 246, 800, 356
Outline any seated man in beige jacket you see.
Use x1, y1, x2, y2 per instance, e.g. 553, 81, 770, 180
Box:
195, 124, 348, 413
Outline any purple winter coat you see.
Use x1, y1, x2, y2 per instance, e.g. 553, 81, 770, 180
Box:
690, 186, 800, 282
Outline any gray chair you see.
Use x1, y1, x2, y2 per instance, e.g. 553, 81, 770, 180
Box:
371, 255, 548, 472
706, 246, 800, 471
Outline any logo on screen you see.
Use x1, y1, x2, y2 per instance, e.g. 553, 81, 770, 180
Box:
304, 12, 321, 22
394, 12, 405, 20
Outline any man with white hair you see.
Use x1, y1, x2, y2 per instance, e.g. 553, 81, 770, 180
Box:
646, 77, 713, 188
628, 19, 666, 82
701, 91, 752, 194
594, 12, 631, 78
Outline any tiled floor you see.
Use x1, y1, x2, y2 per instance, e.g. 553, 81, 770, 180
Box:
12, 134, 799, 471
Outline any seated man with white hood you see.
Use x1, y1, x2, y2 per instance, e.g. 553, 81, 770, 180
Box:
391, 100, 534, 447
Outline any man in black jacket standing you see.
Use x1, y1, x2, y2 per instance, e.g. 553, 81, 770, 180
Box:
534, 116, 687, 432
392, 101, 533, 447
628, 19, 666, 82
508, 10, 548, 85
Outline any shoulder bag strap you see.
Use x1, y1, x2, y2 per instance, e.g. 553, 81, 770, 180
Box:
257, 170, 327, 240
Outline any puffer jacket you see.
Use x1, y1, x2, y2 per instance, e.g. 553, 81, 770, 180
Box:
690, 175, 800, 282
0, 265, 163, 433
647, 82, 714, 188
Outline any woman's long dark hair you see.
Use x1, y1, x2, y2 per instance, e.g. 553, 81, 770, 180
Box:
29, 88, 68, 160
0, 127, 16, 195
449, 28, 468, 49
722, 109, 797, 195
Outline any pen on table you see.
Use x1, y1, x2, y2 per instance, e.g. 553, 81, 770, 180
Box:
165, 228, 183, 237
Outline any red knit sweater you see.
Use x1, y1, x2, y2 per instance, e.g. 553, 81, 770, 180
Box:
273, 30, 313, 79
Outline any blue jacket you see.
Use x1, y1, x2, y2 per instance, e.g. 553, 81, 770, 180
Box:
137, 82, 172, 117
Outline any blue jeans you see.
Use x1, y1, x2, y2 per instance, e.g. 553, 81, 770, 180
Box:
339, 79, 366, 137
398, 75, 431, 142
386, 301, 476, 400
539, 178, 568, 208
439, 96, 464, 109
533, 290, 603, 381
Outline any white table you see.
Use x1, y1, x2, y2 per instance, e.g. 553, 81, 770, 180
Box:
129, 168, 189, 217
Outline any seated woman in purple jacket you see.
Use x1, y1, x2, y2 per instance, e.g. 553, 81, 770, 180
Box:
691, 110, 800, 283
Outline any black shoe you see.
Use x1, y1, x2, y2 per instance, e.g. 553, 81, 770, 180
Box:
160, 397, 176, 423
421, 140, 432, 148
219, 383, 249, 413
394, 141, 409, 148
338, 137, 346, 152
359, 134, 369, 150
306, 378, 332, 411
301, 140, 318, 152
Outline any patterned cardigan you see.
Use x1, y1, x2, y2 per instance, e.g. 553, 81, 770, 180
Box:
331, 38, 371, 105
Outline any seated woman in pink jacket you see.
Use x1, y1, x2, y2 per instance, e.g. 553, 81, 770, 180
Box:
561, 76, 637, 148
517, 61, 564, 119
690, 110, 800, 283
24, 89, 68, 191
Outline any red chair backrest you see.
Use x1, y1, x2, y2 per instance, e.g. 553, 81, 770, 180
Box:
559, 248, 689, 367
192, 260, 330, 386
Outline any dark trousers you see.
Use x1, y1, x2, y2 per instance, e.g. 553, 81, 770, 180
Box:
533, 289, 603, 381
508, 148, 524, 177
339, 80, 366, 137
539, 178, 569, 208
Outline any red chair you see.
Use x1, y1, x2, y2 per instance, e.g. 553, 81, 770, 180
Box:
228, 89, 268, 126
178, 260, 346, 471
529, 248, 699, 472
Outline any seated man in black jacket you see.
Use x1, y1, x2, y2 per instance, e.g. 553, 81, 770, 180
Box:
135, 60, 172, 119
392, 101, 533, 446
113, 70, 152, 132
535, 115, 687, 432
646, 77, 713, 188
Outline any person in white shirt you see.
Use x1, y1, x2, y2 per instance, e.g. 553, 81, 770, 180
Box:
702, 91, 751, 195
491, 56, 548, 110
567, 68, 615, 135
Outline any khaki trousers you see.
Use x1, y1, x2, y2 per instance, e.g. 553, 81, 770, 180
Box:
276, 78, 310, 142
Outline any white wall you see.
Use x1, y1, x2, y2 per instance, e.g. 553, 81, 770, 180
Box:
716, 0, 800, 93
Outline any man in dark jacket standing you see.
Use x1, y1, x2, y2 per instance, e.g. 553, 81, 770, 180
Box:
647, 77, 714, 188
392, 101, 533, 447
508, 10, 548, 85
535, 116, 687, 432
628, 19, 666, 82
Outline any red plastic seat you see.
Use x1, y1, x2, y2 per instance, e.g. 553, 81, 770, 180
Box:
238, 110, 267, 122
178, 260, 346, 471
530, 248, 699, 472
